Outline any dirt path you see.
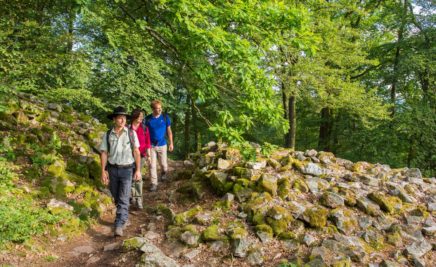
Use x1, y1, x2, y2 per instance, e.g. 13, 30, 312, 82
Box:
6, 160, 191, 267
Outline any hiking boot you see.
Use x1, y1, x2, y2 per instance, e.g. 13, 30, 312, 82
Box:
161, 172, 168, 181
114, 227, 123, 237
149, 184, 157, 192
137, 201, 143, 210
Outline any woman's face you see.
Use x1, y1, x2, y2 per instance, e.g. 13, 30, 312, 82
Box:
135, 112, 144, 124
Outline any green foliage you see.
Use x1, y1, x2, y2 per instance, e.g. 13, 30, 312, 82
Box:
0, 160, 69, 246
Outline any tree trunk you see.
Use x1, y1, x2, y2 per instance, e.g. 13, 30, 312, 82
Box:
318, 107, 333, 151
282, 83, 290, 148
288, 94, 296, 149
391, 0, 408, 117
184, 95, 191, 156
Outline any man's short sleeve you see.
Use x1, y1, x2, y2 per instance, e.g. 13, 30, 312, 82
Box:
99, 132, 108, 152
166, 114, 171, 127
132, 131, 140, 148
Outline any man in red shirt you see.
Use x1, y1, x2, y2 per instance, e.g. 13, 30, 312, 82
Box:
129, 109, 151, 210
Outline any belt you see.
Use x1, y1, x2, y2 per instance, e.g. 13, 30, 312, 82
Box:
108, 163, 134, 169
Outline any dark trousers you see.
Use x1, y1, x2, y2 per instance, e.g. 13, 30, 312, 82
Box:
108, 166, 133, 227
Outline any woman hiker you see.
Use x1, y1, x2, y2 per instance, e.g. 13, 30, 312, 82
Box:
129, 108, 151, 210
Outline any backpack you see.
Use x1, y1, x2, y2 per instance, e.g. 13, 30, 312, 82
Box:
106, 127, 135, 157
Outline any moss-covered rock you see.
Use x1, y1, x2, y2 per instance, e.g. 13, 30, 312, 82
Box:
302, 206, 329, 228
356, 197, 382, 216
329, 208, 358, 235
265, 205, 293, 235
156, 204, 175, 221
277, 178, 291, 200
176, 181, 204, 200
267, 158, 281, 169
338, 187, 357, 207
47, 159, 66, 177
209, 170, 233, 195
277, 231, 297, 240
173, 206, 202, 226
122, 237, 146, 251
258, 173, 278, 196
368, 192, 402, 214
202, 225, 226, 241
292, 178, 309, 193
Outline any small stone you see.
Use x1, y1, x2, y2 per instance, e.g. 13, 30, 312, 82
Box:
303, 163, 324, 176
320, 192, 345, 208
407, 216, 424, 226
247, 248, 264, 266
358, 216, 373, 229
422, 226, 436, 236
361, 175, 379, 187
412, 256, 426, 267
217, 158, 232, 170
104, 242, 120, 251
356, 197, 382, 216
47, 103, 62, 112
180, 231, 199, 247
404, 240, 432, 258
140, 240, 179, 267
231, 237, 250, 258
222, 193, 234, 202
405, 168, 422, 179
47, 199, 74, 211
210, 240, 226, 252
86, 256, 100, 265
305, 149, 318, 157
72, 245, 94, 256
303, 234, 317, 246
247, 161, 267, 170
428, 202, 436, 212
183, 249, 201, 261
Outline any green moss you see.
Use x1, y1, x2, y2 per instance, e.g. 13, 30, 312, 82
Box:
368, 192, 402, 214
252, 211, 266, 225
386, 231, 402, 246
266, 218, 289, 236
156, 204, 175, 221
277, 231, 297, 240
165, 226, 183, 239
332, 259, 351, 267
229, 227, 248, 240
410, 205, 429, 218
202, 225, 226, 241
255, 224, 273, 235
302, 207, 329, 228
292, 179, 308, 193
258, 174, 278, 196
122, 237, 145, 251
173, 206, 202, 225
291, 159, 305, 172
47, 159, 66, 177
278, 178, 291, 200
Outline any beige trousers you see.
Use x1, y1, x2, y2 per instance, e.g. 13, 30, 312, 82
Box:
150, 145, 168, 185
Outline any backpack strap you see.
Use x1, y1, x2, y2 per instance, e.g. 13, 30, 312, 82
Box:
106, 129, 112, 154
127, 127, 135, 157
106, 128, 135, 158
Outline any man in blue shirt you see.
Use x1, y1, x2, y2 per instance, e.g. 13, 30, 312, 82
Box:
144, 100, 173, 191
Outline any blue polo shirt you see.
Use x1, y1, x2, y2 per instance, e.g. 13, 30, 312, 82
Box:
144, 114, 171, 147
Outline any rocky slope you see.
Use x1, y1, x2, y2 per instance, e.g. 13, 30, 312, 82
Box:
0, 92, 110, 252
124, 142, 435, 266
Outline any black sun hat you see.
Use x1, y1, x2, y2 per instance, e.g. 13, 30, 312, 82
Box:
107, 106, 131, 120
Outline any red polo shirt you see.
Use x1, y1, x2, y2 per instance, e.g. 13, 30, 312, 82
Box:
130, 124, 151, 157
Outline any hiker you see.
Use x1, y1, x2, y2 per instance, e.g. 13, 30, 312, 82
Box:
129, 108, 151, 210
144, 100, 173, 192
100, 106, 141, 237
